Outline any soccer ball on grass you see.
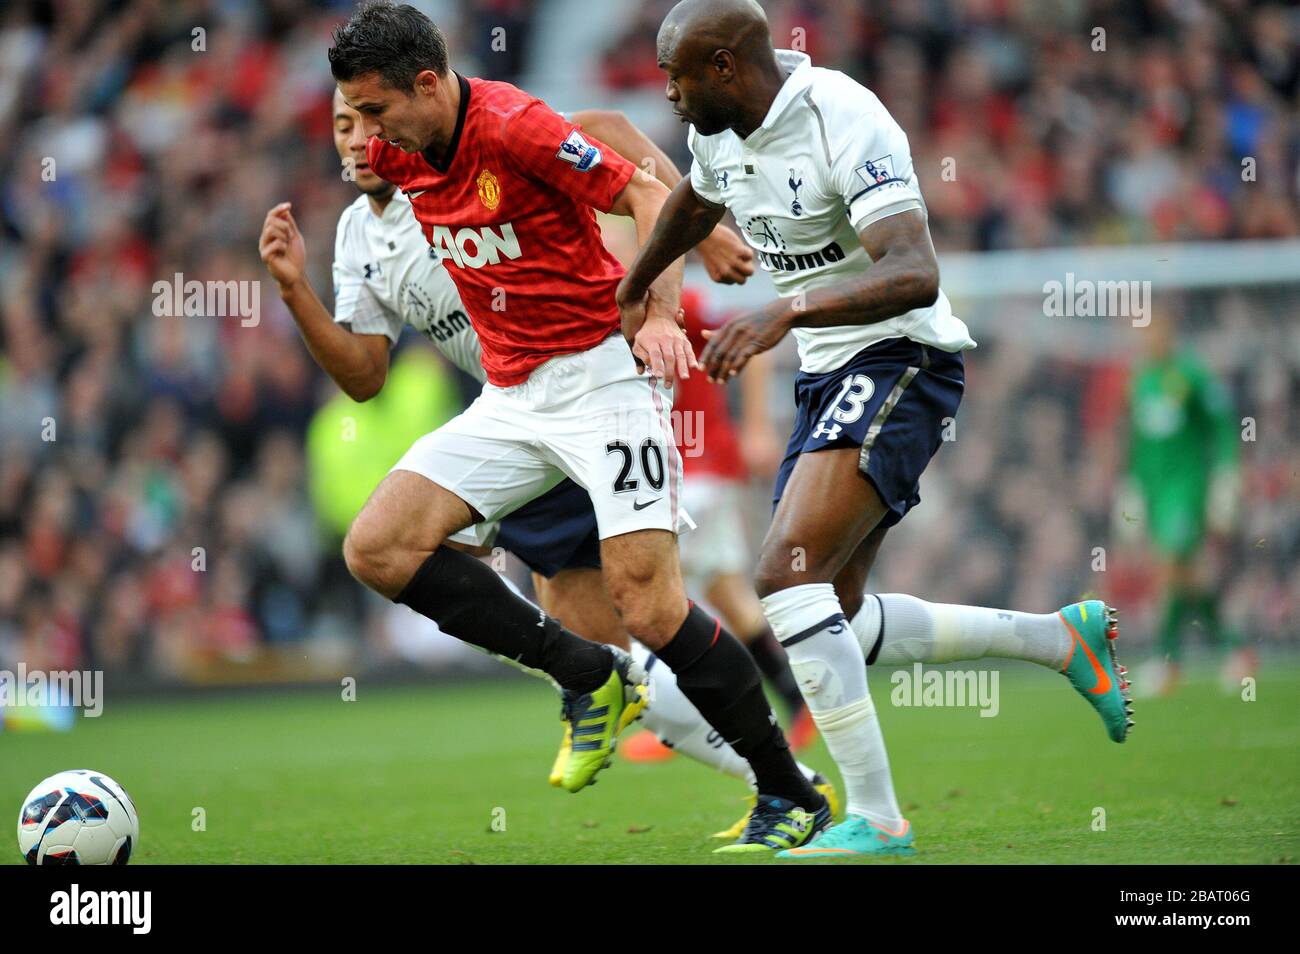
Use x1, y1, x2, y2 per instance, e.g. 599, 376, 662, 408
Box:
17, 770, 139, 865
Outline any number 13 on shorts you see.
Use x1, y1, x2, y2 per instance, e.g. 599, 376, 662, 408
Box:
812, 373, 875, 441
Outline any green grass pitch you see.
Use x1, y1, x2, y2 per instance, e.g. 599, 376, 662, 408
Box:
3, 664, 1297, 864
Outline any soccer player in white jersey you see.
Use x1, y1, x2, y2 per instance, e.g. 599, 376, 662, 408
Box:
618, 0, 1134, 857
258, 88, 838, 835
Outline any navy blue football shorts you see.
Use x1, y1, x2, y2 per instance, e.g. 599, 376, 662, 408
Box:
494, 478, 601, 578
772, 336, 965, 529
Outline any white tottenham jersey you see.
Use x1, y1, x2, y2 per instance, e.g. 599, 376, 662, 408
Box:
688, 50, 976, 373
332, 189, 485, 383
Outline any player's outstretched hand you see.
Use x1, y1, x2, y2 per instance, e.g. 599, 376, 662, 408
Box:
617, 277, 695, 383
700, 308, 790, 382
632, 314, 696, 388
258, 202, 306, 291
698, 225, 754, 285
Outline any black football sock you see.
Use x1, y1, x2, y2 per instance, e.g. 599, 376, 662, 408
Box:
747, 625, 806, 719
394, 547, 612, 693
655, 604, 820, 809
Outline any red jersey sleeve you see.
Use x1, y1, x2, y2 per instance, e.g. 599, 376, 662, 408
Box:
501, 100, 635, 213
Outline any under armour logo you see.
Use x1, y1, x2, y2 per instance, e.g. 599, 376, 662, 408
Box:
363, 262, 381, 279
716, 170, 729, 190
812, 421, 842, 440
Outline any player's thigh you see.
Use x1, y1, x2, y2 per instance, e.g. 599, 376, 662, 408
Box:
758, 338, 963, 597
393, 393, 566, 530
343, 470, 476, 597
754, 445, 890, 596
535, 567, 629, 650
599, 529, 690, 649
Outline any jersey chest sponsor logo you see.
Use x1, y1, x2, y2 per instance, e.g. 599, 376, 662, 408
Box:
742, 216, 846, 273
425, 308, 472, 343
427, 222, 522, 269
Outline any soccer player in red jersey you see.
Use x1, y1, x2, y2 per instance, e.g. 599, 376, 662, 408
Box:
321, 1, 830, 850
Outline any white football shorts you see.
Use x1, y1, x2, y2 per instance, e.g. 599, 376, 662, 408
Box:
392, 332, 694, 542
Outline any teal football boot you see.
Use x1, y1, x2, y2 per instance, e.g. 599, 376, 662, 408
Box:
1059, 600, 1133, 743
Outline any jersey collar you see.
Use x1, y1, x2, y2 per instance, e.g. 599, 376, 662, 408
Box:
376, 187, 412, 220
420, 72, 471, 175
744, 50, 813, 145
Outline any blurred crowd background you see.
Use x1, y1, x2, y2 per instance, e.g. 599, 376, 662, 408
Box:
0, 0, 1296, 687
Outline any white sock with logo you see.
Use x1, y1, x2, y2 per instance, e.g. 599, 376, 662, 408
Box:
760, 583, 903, 826
850, 593, 1071, 670
631, 642, 819, 787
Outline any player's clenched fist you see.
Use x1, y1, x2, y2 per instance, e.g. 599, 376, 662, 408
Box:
697, 224, 755, 286
258, 202, 307, 291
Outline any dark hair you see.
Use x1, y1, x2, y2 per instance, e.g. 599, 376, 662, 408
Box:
328, 1, 449, 90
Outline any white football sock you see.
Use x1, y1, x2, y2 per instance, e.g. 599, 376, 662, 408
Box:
851, 593, 1071, 670
761, 583, 903, 826
631, 642, 819, 788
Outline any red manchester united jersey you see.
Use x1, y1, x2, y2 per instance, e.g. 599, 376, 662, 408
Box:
675, 288, 745, 480
368, 74, 636, 386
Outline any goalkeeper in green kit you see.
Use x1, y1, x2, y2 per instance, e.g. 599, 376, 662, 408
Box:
1115, 311, 1254, 695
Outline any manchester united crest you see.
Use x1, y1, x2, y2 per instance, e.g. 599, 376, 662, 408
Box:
476, 169, 501, 211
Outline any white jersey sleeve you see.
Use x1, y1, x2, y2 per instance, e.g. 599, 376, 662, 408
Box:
332, 204, 404, 344
687, 125, 726, 207
823, 86, 925, 234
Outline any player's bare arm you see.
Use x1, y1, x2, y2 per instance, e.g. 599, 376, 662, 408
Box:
571, 108, 753, 285
608, 172, 693, 387
258, 202, 390, 401
699, 209, 940, 381
615, 177, 725, 360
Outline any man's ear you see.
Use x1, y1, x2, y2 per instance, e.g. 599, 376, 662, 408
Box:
414, 69, 440, 97
713, 49, 737, 81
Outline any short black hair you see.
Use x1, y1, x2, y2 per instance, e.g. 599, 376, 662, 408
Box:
328, 1, 449, 90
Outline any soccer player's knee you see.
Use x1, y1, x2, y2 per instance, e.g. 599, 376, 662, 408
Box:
755, 541, 841, 598
341, 527, 375, 587
342, 520, 401, 593
604, 572, 677, 649
611, 598, 671, 649
754, 558, 802, 600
